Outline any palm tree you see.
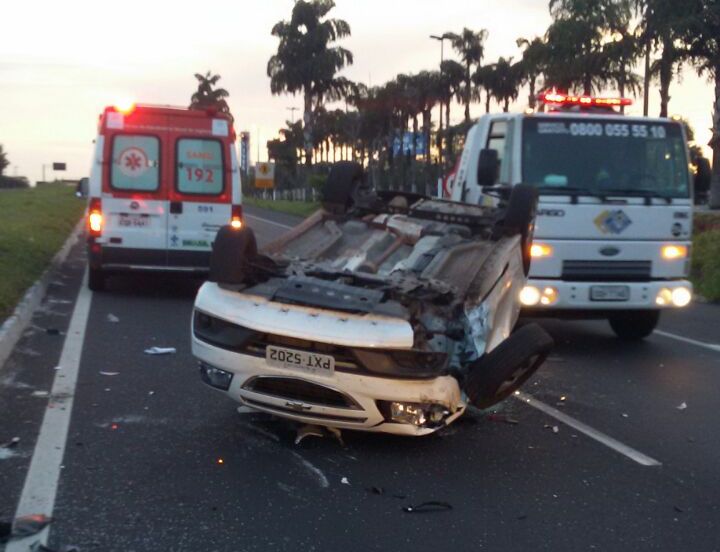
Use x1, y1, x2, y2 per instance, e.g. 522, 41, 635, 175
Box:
190, 71, 231, 117
0, 144, 9, 176
438, 60, 464, 163
516, 37, 547, 108
267, 0, 353, 166
448, 28, 489, 122
473, 64, 497, 113
603, 30, 642, 112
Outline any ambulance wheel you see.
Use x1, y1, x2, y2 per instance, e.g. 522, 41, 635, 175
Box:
88, 267, 106, 292
498, 184, 538, 275
464, 323, 553, 410
322, 161, 366, 214
209, 225, 258, 285
608, 310, 660, 340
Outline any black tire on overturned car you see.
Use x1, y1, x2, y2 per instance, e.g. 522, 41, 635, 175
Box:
321, 161, 366, 215
209, 225, 258, 285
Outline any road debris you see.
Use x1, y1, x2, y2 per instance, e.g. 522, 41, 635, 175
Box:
45, 328, 61, 336
677, 402, 688, 411
621, 413, 629, 418
99, 371, 120, 377
107, 313, 120, 323
341, 477, 350, 485
295, 424, 324, 445
487, 413, 519, 425
2, 436, 20, 449
144, 347, 176, 355
30, 543, 80, 552
5, 514, 52, 540
402, 501, 453, 513
31, 391, 49, 398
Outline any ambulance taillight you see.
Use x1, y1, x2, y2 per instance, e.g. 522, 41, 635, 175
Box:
231, 205, 243, 230
88, 198, 103, 236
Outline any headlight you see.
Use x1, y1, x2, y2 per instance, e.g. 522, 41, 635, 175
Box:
385, 402, 451, 428
656, 287, 692, 307
662, 245, 688, 260
530, 243, 553, 258
519, 286, 557, 306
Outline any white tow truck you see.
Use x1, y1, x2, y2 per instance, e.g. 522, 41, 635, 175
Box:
450, 92, 694, 339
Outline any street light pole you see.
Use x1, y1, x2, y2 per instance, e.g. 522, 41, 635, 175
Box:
286, 107, 299, 124
430, 33, 451, 166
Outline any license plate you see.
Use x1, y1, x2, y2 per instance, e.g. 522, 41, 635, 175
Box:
118, 214, 150, 228
590, 285, 630, 302
266, 345, 335, 376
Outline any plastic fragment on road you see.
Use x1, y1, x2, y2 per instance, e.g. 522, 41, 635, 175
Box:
295, 424, 324, 445
487, 413, 519, 425
677, 402, 688, 411
144, 347, 177, 355
7, 514, 52, 540
107, 313, 120, 323
31, 391, 49, 398
341, 477, 350, 485
45, 328, 62, 336
621, 413, 629, 418
99, 371, 119, 377
552, 425, 559, 434
402, 501, 453, 513
1, 436, 20, 449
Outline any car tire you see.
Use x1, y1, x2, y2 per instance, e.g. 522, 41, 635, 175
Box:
498, 184, 538, 275
88, 267, 105, 292
608, 310, 660, 340
464, 323, 553, 410
209, 225, 258, 285
322, 161, 366, 214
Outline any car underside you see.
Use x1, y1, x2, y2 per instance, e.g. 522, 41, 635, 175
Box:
191, 162, 553, 435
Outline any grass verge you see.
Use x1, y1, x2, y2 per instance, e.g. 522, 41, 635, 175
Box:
692, 212, 720, 302
0, 185, 85, 322
244, 196, 320, 218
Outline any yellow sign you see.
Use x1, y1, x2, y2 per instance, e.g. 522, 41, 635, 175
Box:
255, 162, 275, 189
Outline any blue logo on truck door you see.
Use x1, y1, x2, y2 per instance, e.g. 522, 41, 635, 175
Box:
594, 210, 632, 235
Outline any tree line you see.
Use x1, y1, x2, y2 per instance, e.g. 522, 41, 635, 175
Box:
263, 0, 719, 185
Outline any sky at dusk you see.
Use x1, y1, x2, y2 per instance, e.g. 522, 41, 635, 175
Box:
1, 0, 714, 183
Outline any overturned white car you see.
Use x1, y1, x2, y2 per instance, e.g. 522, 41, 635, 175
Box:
191, 162, 552, 436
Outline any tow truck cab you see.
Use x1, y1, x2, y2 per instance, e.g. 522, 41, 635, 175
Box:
86, 103, 243, 291
450, 93, 693, 339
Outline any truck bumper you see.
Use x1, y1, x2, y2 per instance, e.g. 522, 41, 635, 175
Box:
521, 279, 693, 311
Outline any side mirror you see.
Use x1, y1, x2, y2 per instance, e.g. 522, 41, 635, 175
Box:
477, 149, 500, 187
76, 178, 89, 198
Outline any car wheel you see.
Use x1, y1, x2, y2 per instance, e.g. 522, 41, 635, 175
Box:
322, 161, 366, 214
209, 225, 258, 285
608, 310, 660, 340
498, 184, 538, 275
464, 323, 553, 409
88, 267, 105, 292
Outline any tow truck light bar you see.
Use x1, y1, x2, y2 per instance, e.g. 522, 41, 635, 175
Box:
538, 92, 633, 108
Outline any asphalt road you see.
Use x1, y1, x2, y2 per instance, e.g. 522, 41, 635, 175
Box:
1, 205, 720, 551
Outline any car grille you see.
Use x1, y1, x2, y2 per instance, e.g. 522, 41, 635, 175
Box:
562, 260, 652, 282
242, 376, 361, 410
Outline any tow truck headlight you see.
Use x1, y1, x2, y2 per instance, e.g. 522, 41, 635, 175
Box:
530, 243, 553, 258
661, 245, 688, 260
655, 287, 692, 307
519, 286, 558, 307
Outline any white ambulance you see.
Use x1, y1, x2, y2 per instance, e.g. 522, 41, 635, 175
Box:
86, 104, 243, 291
450, 93, 694, 339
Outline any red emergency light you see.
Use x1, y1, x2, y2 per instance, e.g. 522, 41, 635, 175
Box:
538, 91, 633, 108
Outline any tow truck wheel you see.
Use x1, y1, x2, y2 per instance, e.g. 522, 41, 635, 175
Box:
608, 310, 660, 340
498, 184, 539, 275
88, 267, 105, 292
464, 323, 553, 409
322, 161, 366, 214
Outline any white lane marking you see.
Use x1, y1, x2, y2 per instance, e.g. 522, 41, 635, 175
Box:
513, 391, 661, 467
6, 271, 92, 551
654, 330, 720, 353
244, 213, 294, 230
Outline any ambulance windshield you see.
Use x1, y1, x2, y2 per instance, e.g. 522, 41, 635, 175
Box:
522, 117, 690, 199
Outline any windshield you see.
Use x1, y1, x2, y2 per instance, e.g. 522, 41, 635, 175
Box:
522, 117, 690, 198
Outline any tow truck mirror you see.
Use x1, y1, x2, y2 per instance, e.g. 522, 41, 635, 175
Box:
477, 149, 499, 187
76, 177, 89, 199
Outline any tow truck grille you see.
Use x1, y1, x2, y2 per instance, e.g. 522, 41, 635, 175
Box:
562, 260, 652, 282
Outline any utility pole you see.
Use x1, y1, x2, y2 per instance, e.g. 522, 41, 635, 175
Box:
431, 33, 452, 167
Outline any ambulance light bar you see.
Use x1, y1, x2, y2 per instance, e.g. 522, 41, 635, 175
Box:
538, 92, 633, 108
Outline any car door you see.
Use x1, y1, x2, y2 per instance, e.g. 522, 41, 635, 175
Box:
103, 130, 169, 263
167, 136, 231, 268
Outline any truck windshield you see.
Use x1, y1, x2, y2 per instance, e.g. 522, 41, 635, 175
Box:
522, 117, 690, 198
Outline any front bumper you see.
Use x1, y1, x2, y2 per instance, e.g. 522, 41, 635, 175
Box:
523, 278, 693, 311
192, 336, 465, 436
